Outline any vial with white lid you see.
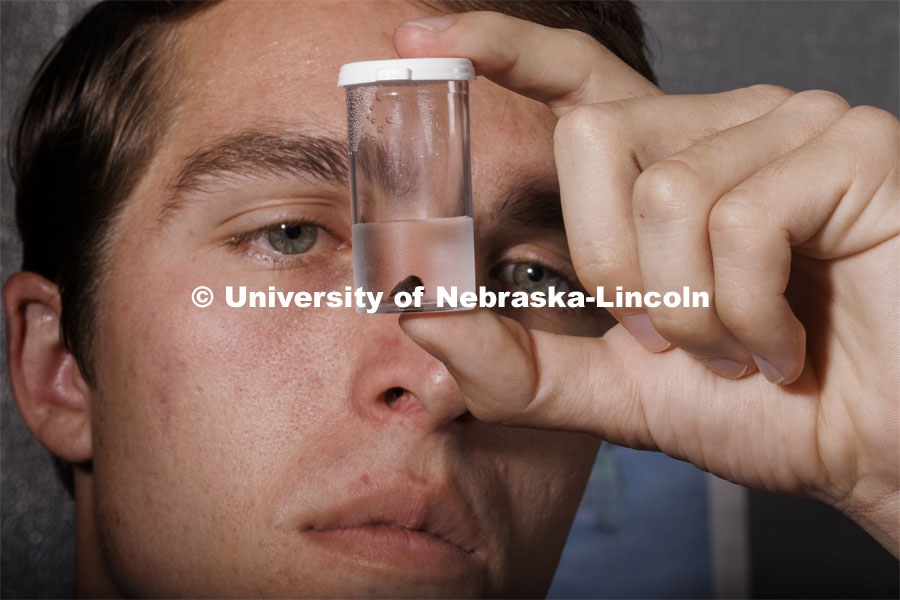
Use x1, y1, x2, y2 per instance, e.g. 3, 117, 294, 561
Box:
338, 58, 477, 313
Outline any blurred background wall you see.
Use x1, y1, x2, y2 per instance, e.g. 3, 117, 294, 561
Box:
2, 1, 898, 598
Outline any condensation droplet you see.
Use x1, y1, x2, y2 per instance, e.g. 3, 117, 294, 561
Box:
377, 126, 384, 133
385, 116, 393, 124
369, 117, 376, 124
375, 93, 382, 101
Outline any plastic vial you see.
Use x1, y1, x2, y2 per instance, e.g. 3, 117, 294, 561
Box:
338, 58, 477, 313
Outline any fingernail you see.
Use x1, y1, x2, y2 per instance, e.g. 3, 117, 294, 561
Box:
619, 313, 671, 353
702, 358, 750, 379
398, 15, 454, 32
752, 354, 784, 384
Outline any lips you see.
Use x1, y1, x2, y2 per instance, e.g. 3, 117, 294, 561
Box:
301, 478, 484, 573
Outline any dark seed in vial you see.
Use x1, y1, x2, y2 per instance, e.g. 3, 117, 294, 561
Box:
390, 275, 424, 300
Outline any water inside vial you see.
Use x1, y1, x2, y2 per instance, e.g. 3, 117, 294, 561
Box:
352, 216, 475, 313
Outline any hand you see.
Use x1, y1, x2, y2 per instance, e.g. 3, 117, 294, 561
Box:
393, 12, 900, 554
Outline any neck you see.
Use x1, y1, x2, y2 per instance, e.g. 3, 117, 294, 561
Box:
73, 466, 121, 598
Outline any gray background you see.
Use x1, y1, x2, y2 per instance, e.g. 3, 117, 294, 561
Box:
2, 1, 898, 598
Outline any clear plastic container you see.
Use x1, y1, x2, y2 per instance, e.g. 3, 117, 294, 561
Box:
338, 58, 477, 313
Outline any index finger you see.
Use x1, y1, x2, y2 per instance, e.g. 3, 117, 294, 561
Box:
394, 11, 792, 137
392, 10, 661, 115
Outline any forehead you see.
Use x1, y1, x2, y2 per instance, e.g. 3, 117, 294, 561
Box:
167, 1, 556, 194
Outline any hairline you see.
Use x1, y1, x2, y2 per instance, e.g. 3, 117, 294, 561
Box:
76, 7, 215, 385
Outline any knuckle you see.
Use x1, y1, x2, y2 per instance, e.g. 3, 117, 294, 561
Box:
845, 104, 896, 123
715, 298, 760, 340
633, 159, 707, 222
570, 243, 632, 288
708, 189, 766, 245
842, 105, 900, 137
835, 106, 900, 158
787, 89, 851, 122
647, 306, 718, 349
559, 27, 607, 53
554, 103, 620, 147
745, 83, 795, 105
715, 291, 792, 346
713, 279, 764, 328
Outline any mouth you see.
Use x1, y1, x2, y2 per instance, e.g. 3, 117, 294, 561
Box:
301, 480, 483, 575
307, 522, 475, 555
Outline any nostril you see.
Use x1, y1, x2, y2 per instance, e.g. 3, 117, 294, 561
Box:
385, 387, 406, 407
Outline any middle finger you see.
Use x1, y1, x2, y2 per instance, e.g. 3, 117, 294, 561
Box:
632, 90, 850, 373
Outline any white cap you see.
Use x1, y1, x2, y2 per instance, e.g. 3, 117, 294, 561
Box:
338, 58, 475, 87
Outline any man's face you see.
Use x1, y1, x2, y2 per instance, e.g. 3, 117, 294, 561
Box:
87, 2, 621, 596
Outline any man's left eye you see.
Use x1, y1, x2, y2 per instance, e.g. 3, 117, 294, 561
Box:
497, 262, 571, 294
265, 223, 318, 254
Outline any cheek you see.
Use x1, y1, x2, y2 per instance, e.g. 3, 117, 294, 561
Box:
88, 241, 363, 590
93, 248, 357, 463
465, 427, 598, 593
499, 429, 599, 532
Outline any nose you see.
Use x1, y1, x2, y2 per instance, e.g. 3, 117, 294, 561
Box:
349, 314, 468, 431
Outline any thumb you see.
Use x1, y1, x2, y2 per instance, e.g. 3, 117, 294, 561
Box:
398, 308, 658, 449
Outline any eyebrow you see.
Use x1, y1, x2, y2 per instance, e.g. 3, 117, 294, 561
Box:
161, 129, 564, 235
353, 136, 418, 200
162, 130, 349, 219
491, 180, 565, 233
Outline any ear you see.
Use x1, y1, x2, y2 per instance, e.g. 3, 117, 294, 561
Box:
4, 272, 92, 463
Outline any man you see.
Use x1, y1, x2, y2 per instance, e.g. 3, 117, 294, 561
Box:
3, 1, 897, 598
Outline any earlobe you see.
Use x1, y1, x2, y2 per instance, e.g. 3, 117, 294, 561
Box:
4, 272, 92, 463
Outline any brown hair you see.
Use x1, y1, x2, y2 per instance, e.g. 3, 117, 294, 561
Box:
9, 1, 211, 387
8, 0, 212, 491
8, 0, 655, 490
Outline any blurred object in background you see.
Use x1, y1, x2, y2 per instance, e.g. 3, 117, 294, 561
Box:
550, 447, 713, 599
583, 443, 628, 534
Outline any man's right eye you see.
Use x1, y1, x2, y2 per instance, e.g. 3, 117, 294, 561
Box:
265, 223, 318, 254
227, 219, 345, 262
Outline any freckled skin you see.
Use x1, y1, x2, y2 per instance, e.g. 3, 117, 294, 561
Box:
74, 1, 638, 597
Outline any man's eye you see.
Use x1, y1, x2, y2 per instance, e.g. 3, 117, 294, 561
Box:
227, 219, 344, 261
266, 223, 318, 254
497, 262, 571, 294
